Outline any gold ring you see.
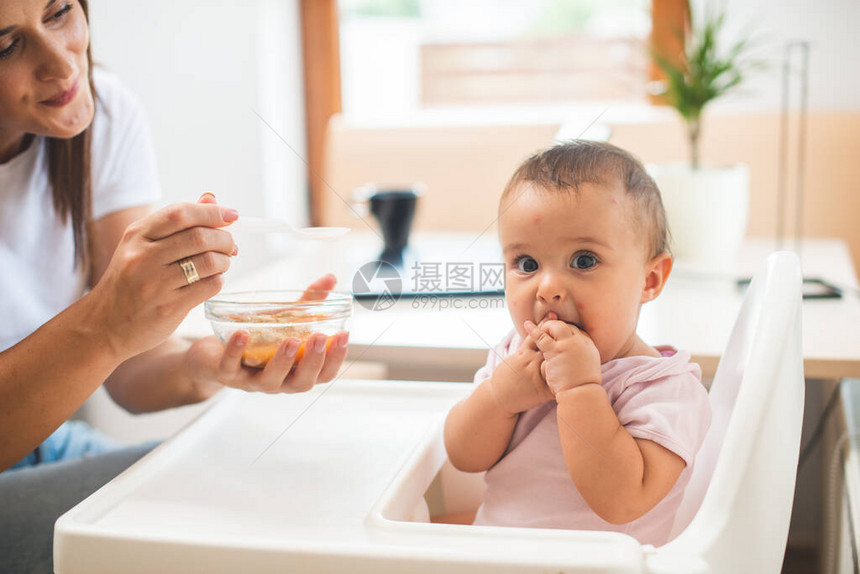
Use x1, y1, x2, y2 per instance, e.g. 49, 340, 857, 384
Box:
178, 257, 200, 285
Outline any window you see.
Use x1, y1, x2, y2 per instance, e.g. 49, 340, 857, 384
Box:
338, 0, 652, 119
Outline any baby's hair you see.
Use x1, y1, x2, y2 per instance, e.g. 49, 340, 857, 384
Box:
501, 140, 671, 259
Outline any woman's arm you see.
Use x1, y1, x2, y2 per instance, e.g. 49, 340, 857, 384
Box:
90, 204, 215, 412
103, 311, 350, 413
0, 201, 235, 471
92, 202, 349, 413
0, 291, 130, 471
89, 203, 220, 412
555, 384, 686, 524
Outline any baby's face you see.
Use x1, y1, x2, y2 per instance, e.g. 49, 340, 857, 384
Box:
499, 181, 655, 363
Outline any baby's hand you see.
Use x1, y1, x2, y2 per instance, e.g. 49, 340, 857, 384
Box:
524, 319, 601, 396
487, 335, 554, 415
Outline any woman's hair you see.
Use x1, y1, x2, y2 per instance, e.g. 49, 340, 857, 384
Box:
501, 140, 671, 259
46, 0, 95, 267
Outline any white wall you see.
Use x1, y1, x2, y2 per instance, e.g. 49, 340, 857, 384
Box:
695, 0, 860, 112
88, 0, 308, 275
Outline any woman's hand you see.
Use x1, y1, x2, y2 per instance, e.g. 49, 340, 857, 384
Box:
87, 196, 238, 361
183, 274, 350, 394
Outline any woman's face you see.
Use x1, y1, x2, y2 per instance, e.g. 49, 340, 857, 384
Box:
0, 1, 93, 147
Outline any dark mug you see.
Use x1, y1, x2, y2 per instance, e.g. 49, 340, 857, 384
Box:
353, 184, 424, 266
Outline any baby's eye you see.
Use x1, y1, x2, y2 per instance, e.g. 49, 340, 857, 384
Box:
571, 252, 598, 270
514, 256, 538, 273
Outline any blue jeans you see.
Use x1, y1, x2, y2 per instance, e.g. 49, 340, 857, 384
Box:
1, 422, 158, 573
9, 421, 123, 470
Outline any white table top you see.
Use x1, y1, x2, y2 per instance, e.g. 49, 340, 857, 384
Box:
178, 232, 860, 380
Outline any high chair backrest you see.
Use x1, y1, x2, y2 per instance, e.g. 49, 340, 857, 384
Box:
653, 252, 804, 574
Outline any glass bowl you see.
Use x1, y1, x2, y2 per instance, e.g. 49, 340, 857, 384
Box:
204, 290, 353, 368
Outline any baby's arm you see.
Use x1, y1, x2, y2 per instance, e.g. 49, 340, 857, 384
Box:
529, 320, 686, 524
556, 386, 686, 524
444, 336, 552, 473
444, 379, 518, 473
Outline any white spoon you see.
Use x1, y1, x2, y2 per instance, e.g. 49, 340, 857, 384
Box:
230, 216, 351, 239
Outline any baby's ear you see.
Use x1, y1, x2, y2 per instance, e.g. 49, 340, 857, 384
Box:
641, 252, 673, 303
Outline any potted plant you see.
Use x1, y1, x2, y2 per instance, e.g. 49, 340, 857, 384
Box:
648, 4, 760, 260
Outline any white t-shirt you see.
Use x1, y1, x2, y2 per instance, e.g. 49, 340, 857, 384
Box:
0, 70, 161, 353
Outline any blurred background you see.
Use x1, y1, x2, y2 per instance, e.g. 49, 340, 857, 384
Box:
89, 0, 860, 274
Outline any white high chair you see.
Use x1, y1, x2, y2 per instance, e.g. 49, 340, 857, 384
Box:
54, 252, 804, 573
647, 250, 805, 572
373, 251, 805, 574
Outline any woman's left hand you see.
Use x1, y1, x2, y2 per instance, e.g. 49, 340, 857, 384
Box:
183, 274, 350, 394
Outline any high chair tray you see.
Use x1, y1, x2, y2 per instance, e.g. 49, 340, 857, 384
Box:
54, 380, 643, 573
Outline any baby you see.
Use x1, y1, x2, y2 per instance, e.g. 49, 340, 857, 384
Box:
443, 140, 711, 546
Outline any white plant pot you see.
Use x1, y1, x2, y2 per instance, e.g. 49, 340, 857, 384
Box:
648, 163, 749, 261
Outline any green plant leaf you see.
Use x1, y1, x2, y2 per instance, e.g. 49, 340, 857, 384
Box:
650, 2, 763, 168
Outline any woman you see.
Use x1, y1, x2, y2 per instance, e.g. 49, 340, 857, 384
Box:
0, 1, 348, 570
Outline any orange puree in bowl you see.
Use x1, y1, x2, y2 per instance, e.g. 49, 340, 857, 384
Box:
225, 310, 338, 369
242, 337, 335, 368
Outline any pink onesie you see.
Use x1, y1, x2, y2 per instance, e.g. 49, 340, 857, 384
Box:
472, 330, 711, 546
